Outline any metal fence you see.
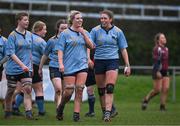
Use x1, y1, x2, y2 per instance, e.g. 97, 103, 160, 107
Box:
0, 0, 180, 22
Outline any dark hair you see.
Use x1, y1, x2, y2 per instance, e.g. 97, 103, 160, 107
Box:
55, 19, 67, 35
100, 9, 114, 24
154, 32, 164, 45
15, 11, 29, 23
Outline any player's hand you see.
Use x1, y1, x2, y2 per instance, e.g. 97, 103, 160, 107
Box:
59, 64, 64, 73
38, 68, 43, 77
88, 59, 94, 69
22, 65, 29, 72
77, 27, 85, 35
124, 66, 131, 77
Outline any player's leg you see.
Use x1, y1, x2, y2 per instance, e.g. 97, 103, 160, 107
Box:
4, 75, 17, 118
49, 67, 63, 112
21, 74, 33, 119
73, 71, 87, 121
56, 76, 75, 120
85, 69, 96, 117
12, 82, 24, 116
104, 70, 118, 122
160, 76, 170, 111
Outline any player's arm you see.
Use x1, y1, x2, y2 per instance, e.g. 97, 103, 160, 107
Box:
121, 48, 131, 76
0, 56, 9, 66
38, 55, 48, 77
58, 50, 64, 73
11, 54, 29, 72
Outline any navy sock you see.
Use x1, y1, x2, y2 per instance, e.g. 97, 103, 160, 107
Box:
25, 110, 32, 116
13, 93, 24, 109
36, 96, 45, 113
112, 104, 116, 112
88, 94, 95, 113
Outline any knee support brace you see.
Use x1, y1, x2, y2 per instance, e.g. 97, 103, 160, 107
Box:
106, 83, 114, 94
56, 90, 61, 96
98, 87, 105, 96
75, 85, 84, 91
22, 81, 32, 94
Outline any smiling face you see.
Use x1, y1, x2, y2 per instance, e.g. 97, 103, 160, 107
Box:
72, 13, 83, 28
100, 13, 112, 29
58, 23, 68, 33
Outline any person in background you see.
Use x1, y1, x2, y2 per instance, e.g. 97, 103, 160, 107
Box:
56, 10, 95, 122
4, 11, 34, 119
0, 24, 8, 81
90, 9, 131, 122
39, 19, 68, 114
84, 49, 96, 117
142, 33, 170, 111
31, 21, 47, 116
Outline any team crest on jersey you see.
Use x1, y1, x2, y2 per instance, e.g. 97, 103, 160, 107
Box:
18, 40, 23, 46
97, 41, 103, 45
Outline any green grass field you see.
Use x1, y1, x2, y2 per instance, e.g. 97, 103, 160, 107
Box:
0, 75, 180, 125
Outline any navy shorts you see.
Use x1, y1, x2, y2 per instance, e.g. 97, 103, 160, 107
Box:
152, 69, 169, 79
32, 64, 42, 83
49, 67, 63, 80
85, 68, 96, 87
94, 59, 119, 74
6, 71, 32, 82
64, 68, 88, 77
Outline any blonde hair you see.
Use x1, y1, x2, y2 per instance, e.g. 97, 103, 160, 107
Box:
32, 21, 46, 33
154, 32, 164, 45
68, 10, 81, 26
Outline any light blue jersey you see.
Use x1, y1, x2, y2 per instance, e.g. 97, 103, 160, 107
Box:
44, 36, 59, 68
90, 25, 128, 60
5, 30, 33, 75
55, 28, 91, 74
32, 33, 46, 65
0, 36, 7, 61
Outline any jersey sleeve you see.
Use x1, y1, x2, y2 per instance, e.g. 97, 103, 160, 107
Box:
40, 40, 47, 56
118, 30, 128, 49
55, 32, 66, 52
6, 34, 16, 56
44, 39, 53, 56
90, 28, 96, 44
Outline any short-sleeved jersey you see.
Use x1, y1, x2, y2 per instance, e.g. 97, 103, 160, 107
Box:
90, 25, 128, 60
5, 30, 33, 75
0, 36, 7, 61
32, 33, 47, 65
44, 36, 59, 68
55, 28, 90, 74
153, 45, 169, 71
